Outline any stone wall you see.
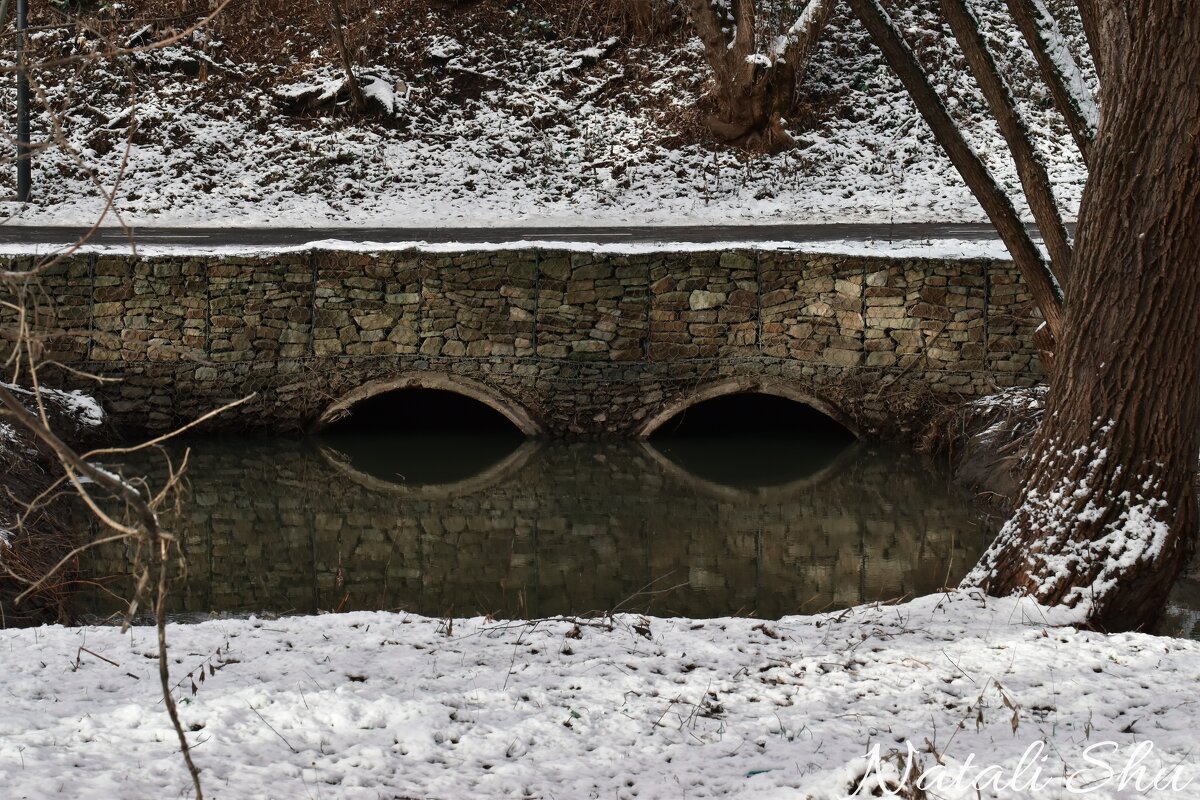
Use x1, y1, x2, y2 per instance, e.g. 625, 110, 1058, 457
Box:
2, 248, 1045, 440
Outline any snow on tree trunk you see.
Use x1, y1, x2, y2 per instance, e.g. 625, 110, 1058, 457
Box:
964, 0, 1200, 631
1004, 0, 1098, 162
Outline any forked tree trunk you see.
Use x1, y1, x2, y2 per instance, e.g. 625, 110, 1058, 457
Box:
687, 0, 834, 152
709, 65, 797, 152
964, 0, 1200, 631
325, 0, 366, 115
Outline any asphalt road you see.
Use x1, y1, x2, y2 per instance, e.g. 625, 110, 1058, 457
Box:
0, 222, 1053, 247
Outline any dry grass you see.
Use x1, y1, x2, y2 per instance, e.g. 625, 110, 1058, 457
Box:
35, 0, 687, 68
920, 387, 1047, 513
26, 0, 711, 143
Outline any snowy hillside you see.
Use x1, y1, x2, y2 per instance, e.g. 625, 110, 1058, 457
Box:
0, 0, 1092, 227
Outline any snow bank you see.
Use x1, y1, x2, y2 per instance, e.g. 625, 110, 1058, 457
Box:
2, 592, 1197, 798
0, 236, 1019, 261
0, 383, 105, 429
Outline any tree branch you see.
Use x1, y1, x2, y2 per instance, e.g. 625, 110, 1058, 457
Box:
942, 0, 1073, 286
687, 0, 733, 78
1074, 0, 1127, 97
324, 0, 366, 115
731, 0, 757, 63
1004, 0, 1097, 163
0, 384, 205, 799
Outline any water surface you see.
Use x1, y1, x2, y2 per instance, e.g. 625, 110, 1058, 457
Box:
75, 434, 998, 620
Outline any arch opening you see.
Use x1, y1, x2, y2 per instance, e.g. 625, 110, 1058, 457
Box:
318, 387, 527, 489
323, 388, 525, 435
648, 390, 856, 490
651, 392, 855, 441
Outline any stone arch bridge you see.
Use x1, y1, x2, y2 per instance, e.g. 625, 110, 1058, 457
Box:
9, 247, 1044, 440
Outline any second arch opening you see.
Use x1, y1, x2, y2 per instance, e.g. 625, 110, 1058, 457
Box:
648, 391, 856, 489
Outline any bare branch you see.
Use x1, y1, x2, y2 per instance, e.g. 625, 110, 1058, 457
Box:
2, 0, 236, 73
324, 0, 366, 116
776, 0, 835, 62
731, 0, 757, 63
941, 0, 1073, 286
82, 393, 257, 461
0, 381, 204, 798
687, 0, 733, 78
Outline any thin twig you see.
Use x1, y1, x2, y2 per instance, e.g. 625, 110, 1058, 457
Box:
246, 701, 299, 753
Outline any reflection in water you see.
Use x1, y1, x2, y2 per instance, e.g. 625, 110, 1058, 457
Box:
75, 436, 998, 621
1161, 579, 1200, 639
651, 437, 854, 490
319, 432, 524, 488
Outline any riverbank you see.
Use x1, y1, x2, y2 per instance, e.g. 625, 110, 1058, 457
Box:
2, 592, 1198, 799
5, 384, 1200, 796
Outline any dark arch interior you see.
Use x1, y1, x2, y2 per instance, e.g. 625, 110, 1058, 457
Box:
324, 388, 523, 434
317, 388, 524, 488
650, 393, 856, 489
652, 392, 855, 441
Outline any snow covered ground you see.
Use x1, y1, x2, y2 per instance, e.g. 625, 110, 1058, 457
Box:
0, 0, 1092, 229
3, 592, 1198, 799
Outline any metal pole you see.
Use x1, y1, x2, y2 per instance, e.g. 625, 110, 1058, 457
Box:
15, 0, 30, 202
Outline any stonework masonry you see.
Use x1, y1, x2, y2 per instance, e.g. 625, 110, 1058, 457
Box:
3, 248, 1045, 440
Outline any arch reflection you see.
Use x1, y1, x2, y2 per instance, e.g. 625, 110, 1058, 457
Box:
641, 440, 862, 501
316, 384, 530, 494
647, 389, 857, 490
639, 377, 860, 440
318, 437, 539, 499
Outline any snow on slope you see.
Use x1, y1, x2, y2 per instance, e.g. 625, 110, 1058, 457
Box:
1, 593, 1197, 799
0, 0, 1092, 228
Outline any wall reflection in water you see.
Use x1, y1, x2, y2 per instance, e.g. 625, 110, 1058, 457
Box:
76, 435, 996, 620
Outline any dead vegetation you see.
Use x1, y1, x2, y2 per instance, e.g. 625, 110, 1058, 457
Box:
920, 386, 1045, 513
0, 418, 78, 626
4, 0, 1091, 221
23, 0, 740, 140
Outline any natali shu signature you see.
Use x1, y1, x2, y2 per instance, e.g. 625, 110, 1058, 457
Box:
857, 740, 1194, 795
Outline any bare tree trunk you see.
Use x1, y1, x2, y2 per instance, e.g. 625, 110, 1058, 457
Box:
687, 0, 834, 151
1075, 0, 1128, 94
324, 0, 365, 116
1004, 0, 1098, 163
964, 0, 1200, 632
